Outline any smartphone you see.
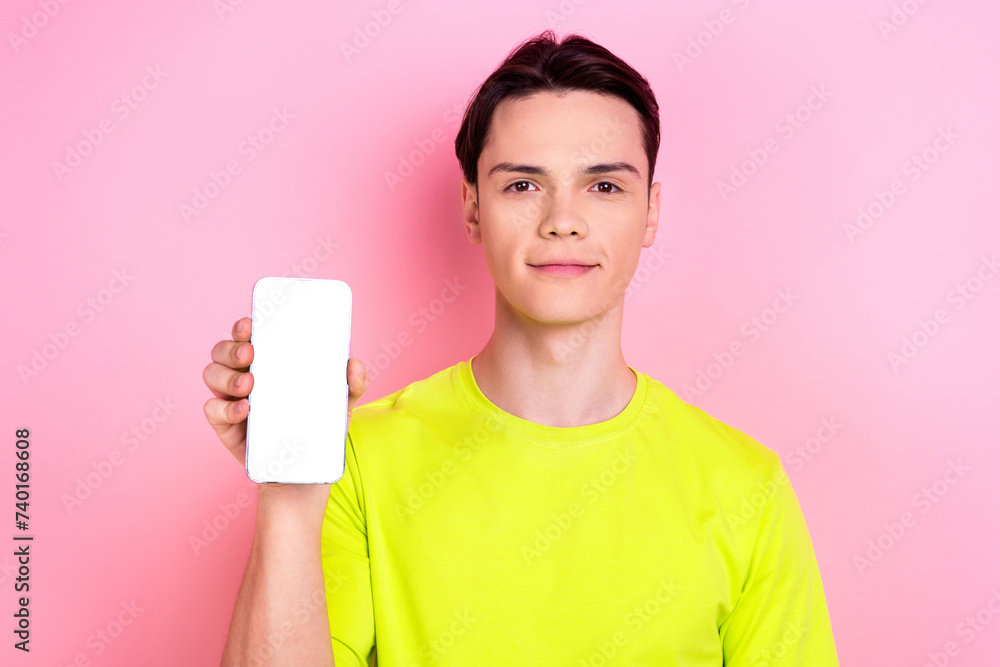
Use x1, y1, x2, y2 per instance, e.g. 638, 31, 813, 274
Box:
245, 277, 352, 484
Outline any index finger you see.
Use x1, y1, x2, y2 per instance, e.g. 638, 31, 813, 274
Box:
232, 316, 252, 342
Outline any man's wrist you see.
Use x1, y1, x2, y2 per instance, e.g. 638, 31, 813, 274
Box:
254, 483, 332, 533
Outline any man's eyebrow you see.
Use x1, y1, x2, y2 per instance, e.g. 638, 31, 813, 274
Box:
486, 161, 641, 179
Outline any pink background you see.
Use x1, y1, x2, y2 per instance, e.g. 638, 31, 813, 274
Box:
2, 0, 998, 664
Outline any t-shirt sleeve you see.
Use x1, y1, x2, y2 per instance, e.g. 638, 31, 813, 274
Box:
719, 458, 840, 665
321, 430, 376, 666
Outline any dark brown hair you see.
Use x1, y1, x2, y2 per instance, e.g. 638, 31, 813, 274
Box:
454, 30, 660, 191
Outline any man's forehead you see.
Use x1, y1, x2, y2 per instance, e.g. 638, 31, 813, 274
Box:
493, 90, 638, 132
483, 92, 643, 168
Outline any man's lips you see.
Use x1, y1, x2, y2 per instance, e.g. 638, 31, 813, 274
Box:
527, 259, 598, 267
528, 263, 597, 276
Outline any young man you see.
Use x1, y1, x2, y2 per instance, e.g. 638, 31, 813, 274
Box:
204, 31, 839, 665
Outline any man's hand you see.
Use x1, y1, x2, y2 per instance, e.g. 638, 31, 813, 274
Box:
202, 315, 370, 482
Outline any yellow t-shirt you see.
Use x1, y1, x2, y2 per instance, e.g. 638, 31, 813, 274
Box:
322, 357, 839, 666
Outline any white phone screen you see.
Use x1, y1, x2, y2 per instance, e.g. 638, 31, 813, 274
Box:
245, 277, 352, 484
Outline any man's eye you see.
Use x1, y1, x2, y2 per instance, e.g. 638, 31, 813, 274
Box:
506, 181, 536, 192
593, 182, 621, 194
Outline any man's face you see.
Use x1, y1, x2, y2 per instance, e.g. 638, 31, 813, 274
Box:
461, 89, 660, 326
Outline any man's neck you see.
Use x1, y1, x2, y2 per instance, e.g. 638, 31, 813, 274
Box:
470, 300, 637, 428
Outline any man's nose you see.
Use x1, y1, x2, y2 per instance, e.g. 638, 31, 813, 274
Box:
538, 190, 587, 237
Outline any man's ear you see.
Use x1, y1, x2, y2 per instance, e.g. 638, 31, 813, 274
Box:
461, 178, 482, 244
642, 181, 661, 249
